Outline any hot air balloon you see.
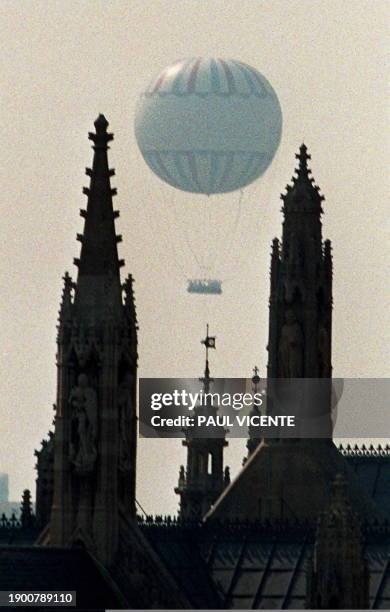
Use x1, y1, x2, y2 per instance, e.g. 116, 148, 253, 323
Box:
134, 57, 282, 293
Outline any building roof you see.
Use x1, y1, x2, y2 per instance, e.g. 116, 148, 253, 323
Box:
139, 521, 223, 608
340, 445, 390, 517
205, 441, 387, 524
141, 520, 390, 610
0, 547, 123, 609
1, 446, 389, 609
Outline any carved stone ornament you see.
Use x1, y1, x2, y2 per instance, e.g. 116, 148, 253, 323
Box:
69, 373, 98, 474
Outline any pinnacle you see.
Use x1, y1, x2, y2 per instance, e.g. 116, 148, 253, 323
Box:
89, 114, 113, 145
94, 114, 109, 131
295, 143, 311, 174
280, 144, 324, 210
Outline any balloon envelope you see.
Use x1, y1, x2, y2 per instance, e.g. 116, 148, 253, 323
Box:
134, 57, 282, 195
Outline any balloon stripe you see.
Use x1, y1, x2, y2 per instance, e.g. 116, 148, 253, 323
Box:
219, 59, 236, 95
210, 59, 221, 94
237, 61, 269, 98
187, 58, 202, 94
152, 72, 167, 94
170, 58, 194, 95
218, 152, 235, 191
150, 152, 182, 189
233, 61, 260, 97
174, 152, 199, 192
238, 153, 261, 186
186, 151, 203, 191
208, 152, 220, 194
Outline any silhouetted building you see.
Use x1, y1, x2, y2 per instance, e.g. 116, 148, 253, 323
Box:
175, 326, 229, 519
0, 119, 389, 609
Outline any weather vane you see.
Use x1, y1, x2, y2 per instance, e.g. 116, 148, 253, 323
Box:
200, 324, 216, 392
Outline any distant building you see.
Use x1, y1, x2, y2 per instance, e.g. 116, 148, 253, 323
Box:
0, 501, 20, 519
0, 474, 26, 519
0, 473, 9, 502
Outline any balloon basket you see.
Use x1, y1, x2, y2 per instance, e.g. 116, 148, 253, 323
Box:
187, 279, 222, 295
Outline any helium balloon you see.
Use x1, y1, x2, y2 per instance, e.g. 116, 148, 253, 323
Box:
134, 57, 282, 195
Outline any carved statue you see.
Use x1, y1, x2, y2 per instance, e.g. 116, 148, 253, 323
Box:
118, 373, 134, 471
279, 309, 304, 378
69, 373, 98, 473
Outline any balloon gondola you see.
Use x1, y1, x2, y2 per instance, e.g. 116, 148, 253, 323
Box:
187, 279, 222, 295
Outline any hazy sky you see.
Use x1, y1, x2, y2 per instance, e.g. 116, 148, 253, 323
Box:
0, 1, 388, 514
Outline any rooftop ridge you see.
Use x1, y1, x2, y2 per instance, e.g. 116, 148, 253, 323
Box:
137, 514, 390, 536
338, 443, 390, 458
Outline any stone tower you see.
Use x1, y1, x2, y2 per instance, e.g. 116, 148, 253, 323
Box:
266, 143, 333, 436
50, 116, 138, 566
267, 143, 332, 381
309, 473, 369, 609
175, 326, 229, 520
205, 146, 381, 524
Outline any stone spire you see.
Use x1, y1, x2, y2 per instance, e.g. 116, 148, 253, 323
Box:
50, 116, 138, 567
267, 144, 332, 381
309, 473, 369, 609
205, 146, 381, 525
73, 114, 123, 321
282, 143, 324, 213
175, 326, 228, 520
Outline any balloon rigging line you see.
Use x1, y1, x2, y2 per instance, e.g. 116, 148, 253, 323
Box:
148, 181, 190, 282
207, 188, 244, 277
222, 152, 281, 285
171, 191, 210, 274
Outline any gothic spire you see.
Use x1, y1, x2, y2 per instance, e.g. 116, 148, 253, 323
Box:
267, 144, 332, 379
281, 143, 324, 213
73, 115, 123, 319
50, 116, 138, 566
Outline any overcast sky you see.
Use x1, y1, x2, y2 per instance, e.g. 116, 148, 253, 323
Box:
0, 0, 388, 514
